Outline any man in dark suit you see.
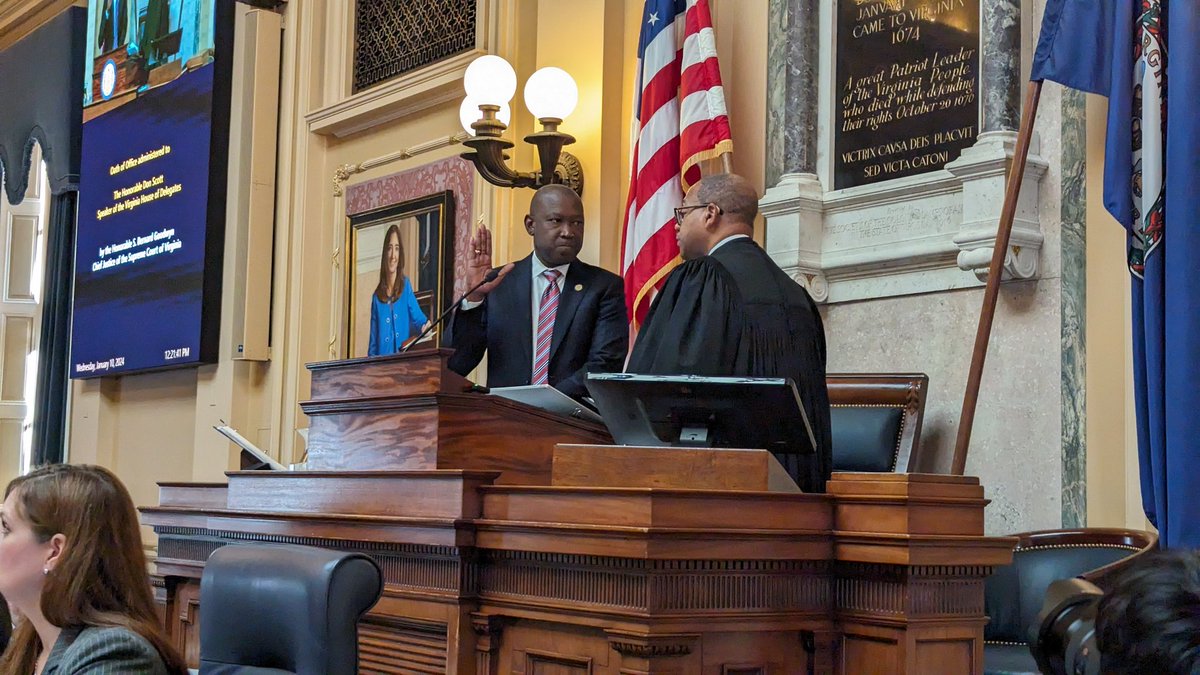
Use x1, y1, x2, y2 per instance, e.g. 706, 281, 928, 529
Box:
446, 184, 628, 399
97, 0, 127, 54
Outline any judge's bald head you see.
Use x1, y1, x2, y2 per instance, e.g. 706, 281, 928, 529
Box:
675, 173, 758, 260
692, 174, 758, 226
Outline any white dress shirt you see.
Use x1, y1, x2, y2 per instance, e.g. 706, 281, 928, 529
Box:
708, 233, 751, 255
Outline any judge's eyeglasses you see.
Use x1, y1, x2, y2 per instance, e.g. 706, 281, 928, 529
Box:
673, 203, 723, 225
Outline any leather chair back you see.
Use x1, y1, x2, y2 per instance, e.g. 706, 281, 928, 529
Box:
981, 528, 1157, 675
985, 546, 1135, 642
0, 592, 10, 655
199, 543, 383, 675
828, 373, 928, 473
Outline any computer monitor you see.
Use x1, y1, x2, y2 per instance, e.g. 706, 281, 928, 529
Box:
586, 373, 818, 458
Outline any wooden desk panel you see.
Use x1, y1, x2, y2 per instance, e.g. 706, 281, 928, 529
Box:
147, 353, 1012, 674
146, 471, 1011, 675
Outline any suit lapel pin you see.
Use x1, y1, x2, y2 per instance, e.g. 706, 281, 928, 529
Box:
574, 284, 583, 292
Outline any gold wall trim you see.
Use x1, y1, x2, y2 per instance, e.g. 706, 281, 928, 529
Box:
0, 0, 81, 52
306, 50, 477, 139
332, 132, 470, 196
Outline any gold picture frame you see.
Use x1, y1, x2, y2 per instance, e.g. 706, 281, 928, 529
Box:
345, 190, 455, 358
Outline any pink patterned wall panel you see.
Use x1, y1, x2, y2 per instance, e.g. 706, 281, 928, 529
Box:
345, 157, 473, 297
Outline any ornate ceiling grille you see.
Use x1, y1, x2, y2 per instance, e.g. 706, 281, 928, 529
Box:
353, 0, 477, 93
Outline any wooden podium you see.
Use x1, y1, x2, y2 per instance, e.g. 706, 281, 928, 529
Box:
143, 350, 1014, 674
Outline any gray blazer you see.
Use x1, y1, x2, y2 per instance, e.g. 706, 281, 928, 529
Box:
43, 626, 171, 675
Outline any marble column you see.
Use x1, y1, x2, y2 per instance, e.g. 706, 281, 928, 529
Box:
981, 0, 1021, 133
948, 0, 1041, 281
762, 0, 826, 301
765, 0, 818, 184
1059, 90, 1087, 528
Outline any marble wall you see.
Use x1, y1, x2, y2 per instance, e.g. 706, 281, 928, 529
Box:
818, 90, 1074, 537
822, 280, 1065, 533
766, 0, 1081, 534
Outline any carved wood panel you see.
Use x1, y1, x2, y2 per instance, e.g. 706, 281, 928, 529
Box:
307, 405, 441, 471
481, 551, 829, 614
842, 634, 898, 675
836, 563, 987, 617
359, 616, 449, 673
722, 667, 768, 675
525, 649, 592, 675
170, 579, 202, 670
499, 622, 612, 674
156, 528, 472, 594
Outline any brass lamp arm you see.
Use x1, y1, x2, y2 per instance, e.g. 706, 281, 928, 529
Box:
459, 107, 584, 195
461, 136, 539, 190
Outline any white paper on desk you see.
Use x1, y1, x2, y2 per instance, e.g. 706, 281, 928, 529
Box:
489, 385, 604, 424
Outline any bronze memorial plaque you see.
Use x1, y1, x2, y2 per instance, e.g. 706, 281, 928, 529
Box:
834, 0, 980, 190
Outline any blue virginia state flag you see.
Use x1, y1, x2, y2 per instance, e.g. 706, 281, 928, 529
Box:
1033, 0, 1200, 547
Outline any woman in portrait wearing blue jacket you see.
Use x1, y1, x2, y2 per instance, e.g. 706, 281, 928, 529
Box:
368, 224, 429, 356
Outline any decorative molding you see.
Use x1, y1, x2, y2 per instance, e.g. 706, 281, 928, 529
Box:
762, 171, 965, 304
471, 612, 505, 673
792, 270, 829, 304
179, 596, 199, 625
480, 551, 829, 612
554, 151, 585, 197
308, 0, 509, 139
525, 649, 592, 671
307, 50, 475, 139
761, 132, 1048, 302
835, 563, 990, 617
606, 630, 697, 658
155, 529, 471, 593
0, 0, 78, 52
762, 173, 827, 302
945, 130, 1049, 281
332, 164, 358, 197
359, 615, 449, 673
470, 612, 506, 638
331, 132, 469, 196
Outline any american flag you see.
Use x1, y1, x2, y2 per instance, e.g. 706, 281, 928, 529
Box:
620, 0, 733, 329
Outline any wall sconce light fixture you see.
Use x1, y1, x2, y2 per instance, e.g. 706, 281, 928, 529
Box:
459, 55, 584, 196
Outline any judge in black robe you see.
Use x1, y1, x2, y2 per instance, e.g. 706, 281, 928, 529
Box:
626, 173, 832, 492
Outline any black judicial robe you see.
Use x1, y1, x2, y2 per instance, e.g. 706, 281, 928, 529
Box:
626, 237, 833, 492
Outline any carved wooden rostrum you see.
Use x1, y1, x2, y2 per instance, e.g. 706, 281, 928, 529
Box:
142, 351, 1014, 674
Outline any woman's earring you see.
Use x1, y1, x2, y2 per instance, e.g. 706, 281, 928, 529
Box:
42, 567, 49, 576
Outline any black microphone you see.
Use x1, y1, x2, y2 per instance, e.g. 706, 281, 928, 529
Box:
401, 267, 501, 353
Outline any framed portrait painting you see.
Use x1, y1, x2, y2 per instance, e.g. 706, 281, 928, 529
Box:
346, 190, 455, 358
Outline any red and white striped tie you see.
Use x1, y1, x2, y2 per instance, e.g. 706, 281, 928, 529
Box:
532, 269, 562, 385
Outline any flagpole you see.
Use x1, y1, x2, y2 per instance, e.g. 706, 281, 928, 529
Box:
720, 151, 733, 174
951, 80, 1044, 476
